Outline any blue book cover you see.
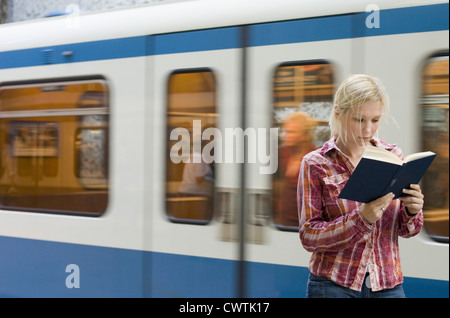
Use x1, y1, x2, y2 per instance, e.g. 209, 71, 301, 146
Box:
338, 146, 436, 203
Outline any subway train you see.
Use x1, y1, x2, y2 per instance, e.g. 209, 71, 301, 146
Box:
0, 0, 448, 298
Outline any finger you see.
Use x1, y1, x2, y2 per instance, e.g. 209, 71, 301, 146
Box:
404, 184, 422, 195
381, 192, 395, 204
409, 184, 422, 192
403, 201, 423, 215
368, 193, 394, 211
399, 195, 424, 208
401, 188, 424, 199
376, 193, 394, 210
378, 192, 394, 201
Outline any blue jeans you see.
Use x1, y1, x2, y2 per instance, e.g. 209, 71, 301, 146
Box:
306, 273, 406, 298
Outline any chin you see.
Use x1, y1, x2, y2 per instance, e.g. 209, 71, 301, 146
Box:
359, 138, 371, 147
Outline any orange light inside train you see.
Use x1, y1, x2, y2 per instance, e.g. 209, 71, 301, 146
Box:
0, 78, 109, 216
421, 55, 449, 241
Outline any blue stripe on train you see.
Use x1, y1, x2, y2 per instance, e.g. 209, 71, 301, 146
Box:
0, 235, 448, 298
0, 3, 447, 69
249, 3, 449, 47
0, 235, 143, 297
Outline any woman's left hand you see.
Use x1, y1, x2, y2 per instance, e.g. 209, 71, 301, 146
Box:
399, 184, 424, 215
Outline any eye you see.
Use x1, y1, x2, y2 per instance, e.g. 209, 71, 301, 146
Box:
353, 117, 363, 123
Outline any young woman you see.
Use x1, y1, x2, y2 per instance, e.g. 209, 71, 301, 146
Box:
298, 74, 424, 298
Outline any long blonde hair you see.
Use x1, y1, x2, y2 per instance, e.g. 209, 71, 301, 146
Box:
329, 74, 390, 140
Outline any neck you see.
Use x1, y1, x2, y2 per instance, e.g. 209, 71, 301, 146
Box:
335, 137, 365, 163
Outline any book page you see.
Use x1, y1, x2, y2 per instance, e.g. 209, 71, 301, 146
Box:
362, 145, 403, 165
404, 151, 436, 162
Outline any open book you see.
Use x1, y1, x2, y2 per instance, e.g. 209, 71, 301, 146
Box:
338, 145, 436, 203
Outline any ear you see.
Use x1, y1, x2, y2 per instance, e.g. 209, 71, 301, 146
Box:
333, 105, 341, 118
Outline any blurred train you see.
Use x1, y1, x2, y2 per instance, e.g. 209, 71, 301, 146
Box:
0, 0, 448, 297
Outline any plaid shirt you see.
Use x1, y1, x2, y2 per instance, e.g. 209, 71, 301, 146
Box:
297, 136, 423, 292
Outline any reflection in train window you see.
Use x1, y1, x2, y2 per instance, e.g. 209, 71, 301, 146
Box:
272, 62, 334, 230
165, 70, 216, 224
0, 77, 109, 216
421, 52, 449, 243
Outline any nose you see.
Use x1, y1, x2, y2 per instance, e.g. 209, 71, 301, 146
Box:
362, 121, 373, 134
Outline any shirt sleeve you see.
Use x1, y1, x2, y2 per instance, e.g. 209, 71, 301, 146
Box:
297, 157, 373, 253
398, 204, 424, 238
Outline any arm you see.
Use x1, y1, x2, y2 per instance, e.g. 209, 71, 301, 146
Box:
375, 144, 423, 237
297, 158, 373, 253
397, 184, 424, 238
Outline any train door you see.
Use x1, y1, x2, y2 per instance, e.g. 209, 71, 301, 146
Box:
145, 28, 245, 297
243, 17, 354, 297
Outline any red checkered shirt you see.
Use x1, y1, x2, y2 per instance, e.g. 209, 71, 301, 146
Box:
297, 136, 423, 292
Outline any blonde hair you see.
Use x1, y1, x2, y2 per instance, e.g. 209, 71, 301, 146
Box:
329, 74, 389, 138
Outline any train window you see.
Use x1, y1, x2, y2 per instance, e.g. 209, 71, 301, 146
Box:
0, 77, 109, 216
421, 52, 449, 243
272, 62, 335, 230
165, 69, 216, 224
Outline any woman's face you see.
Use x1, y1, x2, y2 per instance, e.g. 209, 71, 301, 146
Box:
339, 101, 383, 147
282, 121, 307, 147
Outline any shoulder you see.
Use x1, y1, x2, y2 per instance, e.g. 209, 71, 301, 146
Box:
373, 137, 396, 150
302, 143, 336, 176
303, 148, 326, 165
303, 138, 335, 164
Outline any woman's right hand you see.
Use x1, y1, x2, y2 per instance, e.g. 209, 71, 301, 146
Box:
359, 192, 395, 224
